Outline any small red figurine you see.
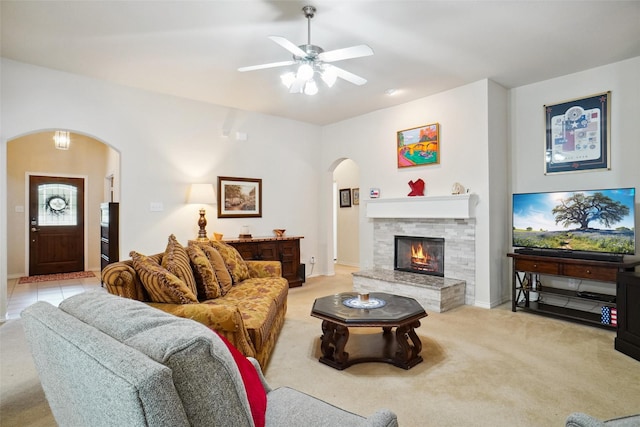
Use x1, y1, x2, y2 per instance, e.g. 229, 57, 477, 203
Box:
408, 178, 425, 196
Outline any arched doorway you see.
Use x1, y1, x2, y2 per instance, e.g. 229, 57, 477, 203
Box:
331, 158, 360, 268
5, 130, 120, 279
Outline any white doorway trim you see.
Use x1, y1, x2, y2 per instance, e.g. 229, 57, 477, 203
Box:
333, 181, 338, 262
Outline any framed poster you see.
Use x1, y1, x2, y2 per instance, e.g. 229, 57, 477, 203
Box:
339, 188, 351, 208
217, 176, 262, 218
352, 188, 360, 205
544, 91, 610, 174
397, 123, 440, 168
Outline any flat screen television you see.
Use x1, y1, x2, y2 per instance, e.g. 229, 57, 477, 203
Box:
512, 187, 636, 262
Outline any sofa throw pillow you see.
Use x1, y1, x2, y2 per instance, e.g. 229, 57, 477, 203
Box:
211, 329, 266, 427
162, 234, 198, 298
210, 240, 250, 284
130, 251, 198, 304
201, 246, 233, 295
186, 242, 222, 300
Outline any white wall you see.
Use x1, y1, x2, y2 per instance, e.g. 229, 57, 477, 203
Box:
0, 59, 322, 319
487, 80, 510, 305
320, 79, 508, 308
510, 57, 640, 196
334, 159, 360, 267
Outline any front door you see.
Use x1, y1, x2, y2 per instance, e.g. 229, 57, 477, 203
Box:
29, 175, 85, 275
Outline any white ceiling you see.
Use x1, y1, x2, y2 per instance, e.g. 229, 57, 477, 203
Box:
2, 1, 639, 126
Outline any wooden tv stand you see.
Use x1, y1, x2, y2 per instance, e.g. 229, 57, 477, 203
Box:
507, 253, 640, 328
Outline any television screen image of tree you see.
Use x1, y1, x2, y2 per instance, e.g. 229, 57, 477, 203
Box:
551, 192, 628, 230
512, 188, 635, 254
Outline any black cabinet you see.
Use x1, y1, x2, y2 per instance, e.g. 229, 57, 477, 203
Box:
100, 203, 119, 276
615, 271, 640, 361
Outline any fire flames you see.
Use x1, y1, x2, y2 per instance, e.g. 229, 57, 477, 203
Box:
410, 243, 437, 271
411, 243, 427, 262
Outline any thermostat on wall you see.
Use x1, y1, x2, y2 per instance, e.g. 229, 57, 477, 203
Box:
370, 188, 380, 198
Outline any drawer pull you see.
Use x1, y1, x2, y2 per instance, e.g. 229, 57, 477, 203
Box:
533, 264, 537, 268
586, 269, 591, 274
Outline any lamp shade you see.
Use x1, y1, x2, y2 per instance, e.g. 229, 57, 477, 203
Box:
187, 183, 216, 205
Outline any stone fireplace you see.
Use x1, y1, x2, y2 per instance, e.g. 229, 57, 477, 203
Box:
352, 194, 477, 313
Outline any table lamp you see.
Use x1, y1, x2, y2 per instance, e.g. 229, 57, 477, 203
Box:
187, 183, 216, 241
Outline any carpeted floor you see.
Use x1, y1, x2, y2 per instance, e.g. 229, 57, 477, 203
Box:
17, 271, 96, 284
1, 266, 639, 426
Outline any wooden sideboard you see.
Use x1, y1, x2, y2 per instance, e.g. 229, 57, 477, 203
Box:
225, 236, 304, 288
508, 252, 640, 328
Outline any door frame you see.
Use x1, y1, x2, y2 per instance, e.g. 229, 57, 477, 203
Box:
24, 172, 89, 275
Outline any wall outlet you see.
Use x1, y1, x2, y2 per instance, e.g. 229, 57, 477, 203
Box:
310, 256, 315, 265
567, 278, 579, 289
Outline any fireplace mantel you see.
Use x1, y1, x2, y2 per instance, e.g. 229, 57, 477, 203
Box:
366, 194, 478, 219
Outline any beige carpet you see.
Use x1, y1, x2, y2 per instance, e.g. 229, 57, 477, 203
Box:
2, 266, 639, 426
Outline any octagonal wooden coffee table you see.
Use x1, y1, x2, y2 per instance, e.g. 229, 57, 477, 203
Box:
310, 292, 427, 370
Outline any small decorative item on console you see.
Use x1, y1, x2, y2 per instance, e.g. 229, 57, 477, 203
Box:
451, 182, 465, 195
273, 229, 286, 237
239, 225, 252, 239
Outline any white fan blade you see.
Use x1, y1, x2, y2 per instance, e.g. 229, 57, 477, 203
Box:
269, 36, 308, 58
318, 45, 373, 63
238, 60, 296, 72
332, 65, 368, 86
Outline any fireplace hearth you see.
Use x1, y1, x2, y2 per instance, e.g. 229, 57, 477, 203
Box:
394, 235, 444, 277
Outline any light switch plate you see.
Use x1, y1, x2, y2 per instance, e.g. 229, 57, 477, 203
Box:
150, 202, 164, 212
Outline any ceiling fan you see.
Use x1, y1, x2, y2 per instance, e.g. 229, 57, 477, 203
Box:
238, 5, 374, 95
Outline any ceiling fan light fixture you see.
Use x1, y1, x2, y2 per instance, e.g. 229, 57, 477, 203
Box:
321, 66, 337, 88
281, 72, 296, 88
238, 6, 373, 96
304, 79, 319, 96
296, 63, 314, 81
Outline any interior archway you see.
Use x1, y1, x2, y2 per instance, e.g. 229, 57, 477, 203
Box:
330, 157, 360, 269
3, 130, 120, 312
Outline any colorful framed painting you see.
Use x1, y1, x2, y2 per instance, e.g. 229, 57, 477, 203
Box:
544, 91, 610, 174
397, 123, 440, 168
217, 176, 262, 218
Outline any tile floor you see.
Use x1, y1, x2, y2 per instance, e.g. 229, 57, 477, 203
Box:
5, 273, 106, 320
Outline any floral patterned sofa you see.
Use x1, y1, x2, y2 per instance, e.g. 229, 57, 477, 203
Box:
101, 235, 288, 367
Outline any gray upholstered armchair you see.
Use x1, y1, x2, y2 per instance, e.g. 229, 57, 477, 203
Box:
566, 412, 640, 427
22, 291, 398, 427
